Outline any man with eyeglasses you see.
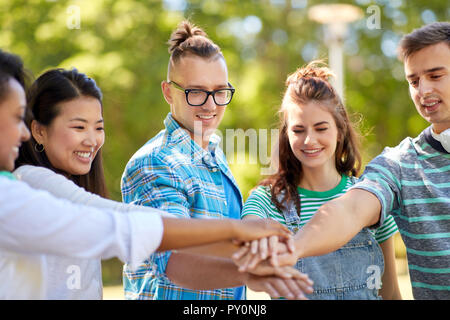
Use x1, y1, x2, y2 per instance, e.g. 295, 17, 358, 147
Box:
120, 21, 310, 300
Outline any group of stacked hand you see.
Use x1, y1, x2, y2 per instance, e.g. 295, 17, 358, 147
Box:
231, 220, 313, 300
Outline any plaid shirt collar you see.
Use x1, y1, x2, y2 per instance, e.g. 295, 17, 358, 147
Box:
164, 113, 222, 164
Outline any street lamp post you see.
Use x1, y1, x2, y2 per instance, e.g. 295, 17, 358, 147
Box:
308, 4, 363, 99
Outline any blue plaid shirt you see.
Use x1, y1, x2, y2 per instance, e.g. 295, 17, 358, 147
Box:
121, 113, 245, 300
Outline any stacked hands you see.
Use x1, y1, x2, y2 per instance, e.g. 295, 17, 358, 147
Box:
232, 219, 313, 300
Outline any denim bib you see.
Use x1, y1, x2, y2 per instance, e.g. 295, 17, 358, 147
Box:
279, 195, 384, 300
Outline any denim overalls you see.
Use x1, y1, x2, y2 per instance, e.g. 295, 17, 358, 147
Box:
280, 198, 384, 300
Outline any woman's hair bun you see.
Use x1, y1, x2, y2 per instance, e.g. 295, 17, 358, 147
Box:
286, 60, 335, 86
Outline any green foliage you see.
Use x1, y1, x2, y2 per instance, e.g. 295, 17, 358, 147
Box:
1, 0, 447, 283
2, 0, 447, 200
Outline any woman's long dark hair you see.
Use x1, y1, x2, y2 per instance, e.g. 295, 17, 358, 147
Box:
260, 61, 361, 217
16, 68, 108, 198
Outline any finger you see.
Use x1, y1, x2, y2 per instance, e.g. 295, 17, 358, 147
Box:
284, 268, 313, 284
284, 279, 308, 300
273, 267, 294, 279
267, 220, 292, 238
247, 252, 264, 270
276, 252, 297, 267
267, 278, 294, 300
280, 268, 314, 294
294, 278, 314, 296
259, 237, 268, 260
231, 245, 250, 261
286, 237, 296, 253
263, 282, 281, 299
268, 236, 279, 266
250, 239, 259, 255
238, 250, 260, 272
278, 227, 292, 240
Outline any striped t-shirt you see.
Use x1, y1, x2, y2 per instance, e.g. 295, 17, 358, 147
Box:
351, 126, 450, 299
242, 174, 398, 244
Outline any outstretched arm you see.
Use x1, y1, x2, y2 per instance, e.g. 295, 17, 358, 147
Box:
158, 218, 292, 252
236, 188, 383, 271
281, 188, 382, 264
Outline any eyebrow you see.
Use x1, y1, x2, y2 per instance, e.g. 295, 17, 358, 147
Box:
186, 83, 230, 90
406, 67, 446, 79
69, 118, 104, 123
293, 121, 330, 128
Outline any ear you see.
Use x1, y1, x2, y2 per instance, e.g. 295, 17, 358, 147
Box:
161, 80, 173, 105
31, 120, 47, 145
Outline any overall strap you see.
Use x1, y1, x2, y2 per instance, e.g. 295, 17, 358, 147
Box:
275, 192, 301, 233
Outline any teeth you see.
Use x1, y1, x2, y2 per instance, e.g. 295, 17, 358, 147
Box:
198, 115, 214, 119
423, 101, 439, 107
75, 152, 91, 158
303, 149, 321, 154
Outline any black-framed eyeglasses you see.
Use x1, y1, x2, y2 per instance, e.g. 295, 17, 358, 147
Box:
168, 80, 235, 107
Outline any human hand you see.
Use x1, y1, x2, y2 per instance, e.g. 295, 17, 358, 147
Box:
231, 219, 292, 243
232, 236, 296, 271
235, 258, 304, 280
245, 271, 313, 300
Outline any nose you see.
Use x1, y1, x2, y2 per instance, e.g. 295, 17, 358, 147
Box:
304, 132, 317, 145
82, 130, 98, 149
200, 94, 217, 111
21, 122, 30, 142
418, 78, 433, 97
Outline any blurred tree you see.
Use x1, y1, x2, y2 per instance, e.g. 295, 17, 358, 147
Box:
1, 0, 447, 284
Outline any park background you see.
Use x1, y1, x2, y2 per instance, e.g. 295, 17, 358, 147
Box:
1, 0, 448, 299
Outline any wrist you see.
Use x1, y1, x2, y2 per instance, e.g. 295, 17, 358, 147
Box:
228, 219, 239, 239
239, 271, 251, 285
294, 245, 304, 260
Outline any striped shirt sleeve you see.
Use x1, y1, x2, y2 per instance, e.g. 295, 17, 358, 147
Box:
349, 149, 402, 227
241, 186, 271, 219
373, 214, 398, 243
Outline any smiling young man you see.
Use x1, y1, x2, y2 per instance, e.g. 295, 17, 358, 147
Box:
120, 21, 311, 300
264, 22, 450, 300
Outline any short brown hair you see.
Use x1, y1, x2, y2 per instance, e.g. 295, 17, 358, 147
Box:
398, 22, 450, 61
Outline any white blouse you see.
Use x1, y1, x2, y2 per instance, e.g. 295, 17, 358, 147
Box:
0, 166, 166, 299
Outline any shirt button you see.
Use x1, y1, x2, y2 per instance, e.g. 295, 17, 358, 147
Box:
204, 155, 210, 161
212, 168, 218, 172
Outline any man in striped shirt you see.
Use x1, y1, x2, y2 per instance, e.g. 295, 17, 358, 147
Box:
275, 22, 450, 299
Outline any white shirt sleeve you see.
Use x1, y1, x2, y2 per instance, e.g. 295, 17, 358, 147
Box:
0, 177, 163, 268
13, 165, 174, 217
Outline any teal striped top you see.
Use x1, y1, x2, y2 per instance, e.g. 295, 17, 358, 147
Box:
351, 126, 450, 299
242, 175, 398, 244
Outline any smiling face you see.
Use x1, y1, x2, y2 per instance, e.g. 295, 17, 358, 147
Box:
285, 98, 339, 173
405, 42, 450, 134
162, 55, 228, 147
0, 78, 30, 171
32, 96, 104, 176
